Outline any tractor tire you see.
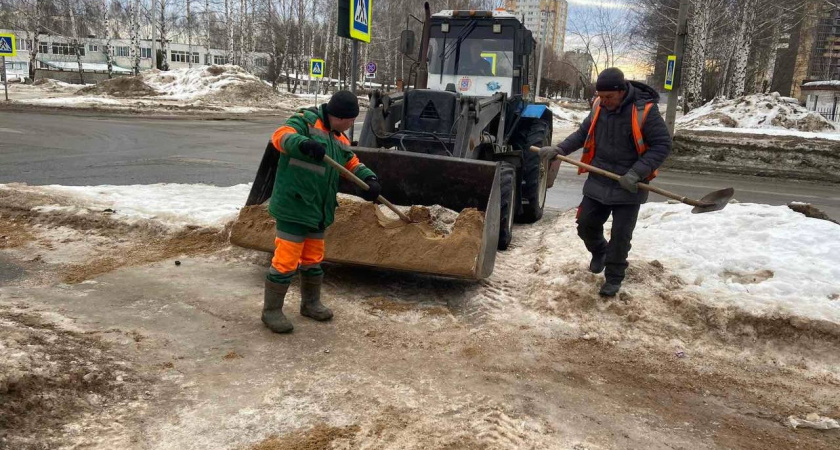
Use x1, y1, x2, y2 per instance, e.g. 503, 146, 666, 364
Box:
512, 119, 550, 223
498, 162, 517, 251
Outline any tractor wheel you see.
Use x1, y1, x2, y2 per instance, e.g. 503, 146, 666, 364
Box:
513, 119, 550, 223
498, 162, 517, 251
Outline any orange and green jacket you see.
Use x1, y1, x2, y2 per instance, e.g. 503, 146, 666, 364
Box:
269, 105, 375, 229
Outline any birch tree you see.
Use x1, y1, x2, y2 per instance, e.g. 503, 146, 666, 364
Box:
728, 0, 758, 98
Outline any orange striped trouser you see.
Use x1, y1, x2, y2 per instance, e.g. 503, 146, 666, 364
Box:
269, 228, 325, 282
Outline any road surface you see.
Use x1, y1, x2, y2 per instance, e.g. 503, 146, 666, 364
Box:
2, 110, 838, 220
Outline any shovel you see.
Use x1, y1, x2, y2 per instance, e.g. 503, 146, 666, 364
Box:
531, 146, 734, 214
323, 155, 413, 223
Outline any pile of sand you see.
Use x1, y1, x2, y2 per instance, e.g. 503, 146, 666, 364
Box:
77, 76, 159, 98
678, 92, 837, 132
229, 196, 485, 278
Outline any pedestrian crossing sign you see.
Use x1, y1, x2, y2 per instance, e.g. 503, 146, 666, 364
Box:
349, 0, 372, 43
664, 55, 676, 91
310, 59, 324, 79
0, 33, 16, 57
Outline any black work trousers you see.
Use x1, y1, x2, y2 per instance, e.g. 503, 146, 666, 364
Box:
576, 196, 641, 284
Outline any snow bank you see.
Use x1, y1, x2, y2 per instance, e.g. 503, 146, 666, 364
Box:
687, 126, 840, 142
677, 92, 837, 132
21, 183, 251, 229
633, 202, 840, 324
139, 65, 268, 101
802, 80, 840, 88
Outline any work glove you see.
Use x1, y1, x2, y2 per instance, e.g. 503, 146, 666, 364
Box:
618, 169, 642, 194
361, 176, 381, 202
538, 145, 561, 160
299, 139, 326, 161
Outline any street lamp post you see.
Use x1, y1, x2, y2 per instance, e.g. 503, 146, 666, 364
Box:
535, 9, 553, 100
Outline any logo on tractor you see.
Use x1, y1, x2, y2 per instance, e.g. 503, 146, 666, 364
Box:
486, 81, 501, 92
459, 77, 472, 92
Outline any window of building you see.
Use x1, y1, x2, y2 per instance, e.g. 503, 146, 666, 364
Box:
115, 46, 130, 57
140, 47, 152, 58
88, 44, 98, 52
255, 57, 268, 67
39, 42, 49, 54
213, 55, 229, 65
52, 43, 85, 56
15, 39, 33, 51
171, 50, 200, 63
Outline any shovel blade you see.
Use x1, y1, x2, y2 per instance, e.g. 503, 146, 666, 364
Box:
691, 187, 735, 214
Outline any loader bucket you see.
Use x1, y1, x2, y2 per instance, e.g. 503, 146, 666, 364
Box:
230, 147, 501, 280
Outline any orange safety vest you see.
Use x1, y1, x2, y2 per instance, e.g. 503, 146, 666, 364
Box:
580, 97, 658, 181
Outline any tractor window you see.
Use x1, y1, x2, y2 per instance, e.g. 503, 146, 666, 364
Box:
428, 23, 515, 78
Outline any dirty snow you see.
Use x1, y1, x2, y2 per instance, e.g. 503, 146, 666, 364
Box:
3, 183, 251, 229
633, 202, 840, 324
677, 92, 837, 132
22, 96, 125, 106
140, 65, 263, 101
687, 126, 840, 141
11, 181, 840, 327
548, 101, 589, 129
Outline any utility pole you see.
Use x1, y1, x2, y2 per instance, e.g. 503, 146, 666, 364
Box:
151, 0, 157, 70
535, 9, 552, 100
349, 39, 358, 141
665, 0, 689, 137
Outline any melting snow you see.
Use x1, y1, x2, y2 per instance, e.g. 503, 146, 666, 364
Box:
634, 202, 840, 324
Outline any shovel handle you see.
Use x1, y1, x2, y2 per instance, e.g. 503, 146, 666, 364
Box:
530, 146, 712, 207
322, 155, 412, 223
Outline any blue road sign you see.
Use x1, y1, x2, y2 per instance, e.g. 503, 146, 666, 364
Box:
664, 55, 676, 91
365, 61, 376, 74
310, 59, 325, 79
0, 34, 16, 57
350, 0, 372, 43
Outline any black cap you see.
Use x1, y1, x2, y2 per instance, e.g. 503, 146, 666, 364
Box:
326, 90, 360, 119
596, 68, 626, 92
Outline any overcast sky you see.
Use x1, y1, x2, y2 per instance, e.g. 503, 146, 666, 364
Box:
562, 1, 648, 80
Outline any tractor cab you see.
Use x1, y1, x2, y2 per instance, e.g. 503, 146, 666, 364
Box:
426, 10, 534, 97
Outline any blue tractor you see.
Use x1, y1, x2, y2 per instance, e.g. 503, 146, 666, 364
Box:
358, 4, 558, 250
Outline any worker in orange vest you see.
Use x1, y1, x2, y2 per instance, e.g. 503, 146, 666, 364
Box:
540, 68, 672, 297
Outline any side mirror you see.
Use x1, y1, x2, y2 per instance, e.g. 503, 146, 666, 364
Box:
399, 30, 416, 56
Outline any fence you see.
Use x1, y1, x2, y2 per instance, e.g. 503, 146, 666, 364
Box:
815, 105, 839, 122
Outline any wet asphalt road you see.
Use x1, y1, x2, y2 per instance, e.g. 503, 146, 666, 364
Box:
2, 109, 838, 220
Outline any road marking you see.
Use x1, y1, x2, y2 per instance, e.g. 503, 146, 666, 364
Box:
0, 127, 23, 134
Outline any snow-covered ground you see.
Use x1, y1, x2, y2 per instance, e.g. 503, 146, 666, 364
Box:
2, 183, 250, 229
633, 202, 840, 324
9, 182, 839, 328
3, 66, 327, 114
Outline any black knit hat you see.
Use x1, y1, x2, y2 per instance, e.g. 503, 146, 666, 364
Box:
596, 68, 626, 92
326, 90, 360, 119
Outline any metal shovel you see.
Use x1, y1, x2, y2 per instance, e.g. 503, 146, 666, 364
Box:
531, 146, 734, 214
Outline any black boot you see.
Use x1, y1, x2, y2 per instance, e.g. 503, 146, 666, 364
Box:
300, 274, 333, 321
262, 279, 294, 333
599, 281, 621, 297
589, 252, 606, 274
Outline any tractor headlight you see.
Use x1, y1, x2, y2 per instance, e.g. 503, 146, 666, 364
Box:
493, 23, 501, 33
442, 22, 450, 33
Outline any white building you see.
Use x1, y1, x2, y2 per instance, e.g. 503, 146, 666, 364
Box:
1, 29, 269, 81
504, 0, 568, 57
802, 80, 840, 122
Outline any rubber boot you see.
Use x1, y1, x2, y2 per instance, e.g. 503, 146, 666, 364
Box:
262, 279, 294, 333
599, 281, 621, 297
589, 252, 606, 274
300, 274, 333, 321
